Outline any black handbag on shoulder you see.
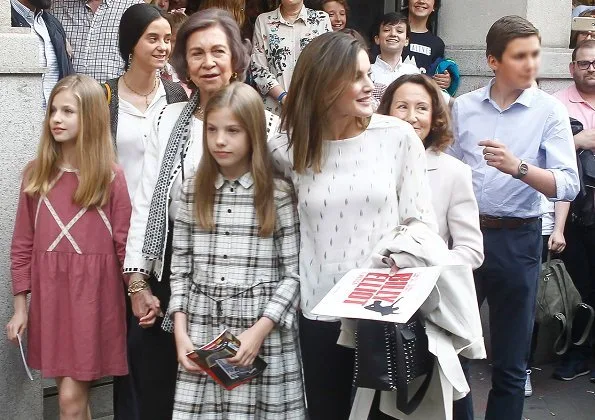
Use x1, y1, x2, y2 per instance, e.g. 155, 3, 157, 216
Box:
570, 117, 595, 226
353, 312, 434, 415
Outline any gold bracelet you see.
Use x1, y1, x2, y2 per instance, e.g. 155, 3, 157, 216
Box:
127, 278, 149, 296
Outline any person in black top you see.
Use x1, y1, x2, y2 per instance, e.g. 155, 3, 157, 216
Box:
402, 0, 451, 91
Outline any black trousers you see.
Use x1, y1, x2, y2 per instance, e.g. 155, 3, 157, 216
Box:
299, 315, 355, 420
454, 220, 542, 420
114, 232, 178, 420
113, 297, 139, 420
560, 221, 595, 357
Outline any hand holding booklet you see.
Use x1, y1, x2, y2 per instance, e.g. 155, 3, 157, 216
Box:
312, 267, 442, 323
17, 333, 34, 381
186, 329, 267, 390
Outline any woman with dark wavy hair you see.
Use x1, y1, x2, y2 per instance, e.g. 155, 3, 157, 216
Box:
376, 73, 484, 420
377, 73, 483, 270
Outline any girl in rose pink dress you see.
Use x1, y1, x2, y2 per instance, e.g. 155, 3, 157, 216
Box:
6, 75, 132, 419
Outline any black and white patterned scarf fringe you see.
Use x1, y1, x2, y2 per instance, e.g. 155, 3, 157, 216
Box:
141, 90, 201, 263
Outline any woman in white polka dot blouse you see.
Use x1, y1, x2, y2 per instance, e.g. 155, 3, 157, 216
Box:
269, 32, 439, 420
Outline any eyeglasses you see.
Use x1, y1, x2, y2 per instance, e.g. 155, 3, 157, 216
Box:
574, 60, 595, 70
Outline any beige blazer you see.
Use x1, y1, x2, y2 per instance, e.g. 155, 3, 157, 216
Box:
426, 149, 484, 269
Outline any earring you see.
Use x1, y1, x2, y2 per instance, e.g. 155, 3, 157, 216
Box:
231, 72, 238, 81
128, 53, 133, 67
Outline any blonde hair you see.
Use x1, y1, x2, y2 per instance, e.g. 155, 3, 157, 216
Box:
281, 31, 369, 173
195, 82, 275, 236
25, 75, 115, 207
199, 0, 246, 29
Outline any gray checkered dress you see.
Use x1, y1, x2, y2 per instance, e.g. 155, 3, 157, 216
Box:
167, 173, 305, 419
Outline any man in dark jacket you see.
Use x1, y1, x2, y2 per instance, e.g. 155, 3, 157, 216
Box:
11, 0, 74, 107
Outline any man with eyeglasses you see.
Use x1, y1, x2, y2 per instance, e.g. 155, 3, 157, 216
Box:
552, 38, 595, 384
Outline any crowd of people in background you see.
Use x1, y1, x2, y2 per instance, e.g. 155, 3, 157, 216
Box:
4, 1, 595, 420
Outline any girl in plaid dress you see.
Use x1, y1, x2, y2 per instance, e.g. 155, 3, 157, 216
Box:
167, 82, 305, 419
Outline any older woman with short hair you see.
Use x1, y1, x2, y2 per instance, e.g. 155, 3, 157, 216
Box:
123, 9, 278, 419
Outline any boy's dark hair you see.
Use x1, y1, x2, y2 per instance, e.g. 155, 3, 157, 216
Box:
486, 15, 541, 60
373, 12, 410, 39
572, 39, 595, 61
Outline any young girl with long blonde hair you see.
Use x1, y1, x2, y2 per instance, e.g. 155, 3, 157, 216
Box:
6, 75, 132, 420
167, 82, 305, 418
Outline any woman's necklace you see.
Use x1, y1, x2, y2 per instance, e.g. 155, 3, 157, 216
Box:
122, 75, 158, 107
195, 104, 204, 120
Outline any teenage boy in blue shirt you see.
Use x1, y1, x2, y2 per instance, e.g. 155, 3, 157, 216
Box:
450, 15, 580, 420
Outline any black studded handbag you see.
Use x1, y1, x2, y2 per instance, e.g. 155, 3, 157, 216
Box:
353, 312, 434, 415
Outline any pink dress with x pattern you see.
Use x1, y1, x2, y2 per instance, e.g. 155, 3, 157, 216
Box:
11, 166, 132, 381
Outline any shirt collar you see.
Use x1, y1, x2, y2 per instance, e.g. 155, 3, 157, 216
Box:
11, 0, 43, 19
481, 78, 536, 110
215, 172, 254, 190
567, 84, 590, 104
274, 5, 308, 26
374, 55, 403, 72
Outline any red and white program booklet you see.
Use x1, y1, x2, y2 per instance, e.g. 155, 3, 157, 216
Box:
311, 267, 442, 323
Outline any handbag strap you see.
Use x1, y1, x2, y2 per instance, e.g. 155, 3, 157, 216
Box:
551, 262, 574, 356
553, 313, 571, 356
572, 303, 595, 346
395, 360, 434, 415
393, 319, 435, 415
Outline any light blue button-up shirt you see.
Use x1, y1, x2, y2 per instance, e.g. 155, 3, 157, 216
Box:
449, 80, 579, 218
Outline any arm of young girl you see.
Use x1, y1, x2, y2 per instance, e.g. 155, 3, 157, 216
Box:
7, 180, 35, 344
169, 179, 199, 372
173, 312, 202, 373
110, 168, 132, 284
228, 317, 275, 367
167, 179, 194, 321
6, 293, 27, 344
260, 181, 301, 330
229, 182, 301, 367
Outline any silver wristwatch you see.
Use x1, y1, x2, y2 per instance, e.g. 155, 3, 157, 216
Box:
513, 160, 529, 179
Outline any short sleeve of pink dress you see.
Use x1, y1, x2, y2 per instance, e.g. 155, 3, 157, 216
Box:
11, 166, 132, 381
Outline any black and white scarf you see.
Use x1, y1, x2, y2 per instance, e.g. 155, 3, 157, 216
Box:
141, 90, 201, 264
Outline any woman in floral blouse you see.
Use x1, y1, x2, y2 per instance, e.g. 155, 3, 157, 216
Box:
251, 0, 331, 115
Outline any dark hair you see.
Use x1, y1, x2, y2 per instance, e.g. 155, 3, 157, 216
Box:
486, 15, 541, 60
119, 4, 167, 70
321, 0, 350, 13
170, 8, 250, 87
374, 12, 410, 38
573, 38, 595, 61
377, 74, 453, 151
